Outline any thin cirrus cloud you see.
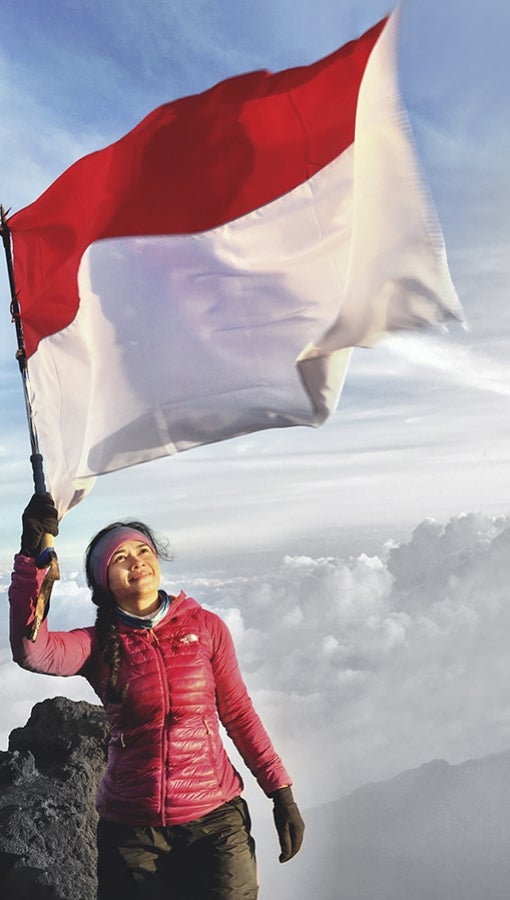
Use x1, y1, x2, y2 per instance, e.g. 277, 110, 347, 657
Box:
385, 336, 510, 399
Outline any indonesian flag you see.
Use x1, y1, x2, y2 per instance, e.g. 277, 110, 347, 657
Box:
7, 7, 461, 516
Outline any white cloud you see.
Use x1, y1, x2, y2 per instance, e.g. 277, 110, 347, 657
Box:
387, 335, 510, 399
3, 511, 510, 809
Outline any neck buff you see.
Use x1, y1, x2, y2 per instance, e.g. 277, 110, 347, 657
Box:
89, 526, 157, 591
116, 590, 171, 629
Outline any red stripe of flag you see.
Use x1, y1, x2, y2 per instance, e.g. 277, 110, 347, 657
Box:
8, 19, 385, 358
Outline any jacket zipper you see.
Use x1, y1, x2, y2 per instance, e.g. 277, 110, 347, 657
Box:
150, 628, 170, 825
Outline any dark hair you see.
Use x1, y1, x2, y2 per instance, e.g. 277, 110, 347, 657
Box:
85, 521, 170, 703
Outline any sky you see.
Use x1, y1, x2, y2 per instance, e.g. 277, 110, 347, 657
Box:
1, 0, 510, 890
0, 0, 509, 559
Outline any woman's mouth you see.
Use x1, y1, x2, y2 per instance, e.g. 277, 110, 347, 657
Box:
129, 569, 150, 582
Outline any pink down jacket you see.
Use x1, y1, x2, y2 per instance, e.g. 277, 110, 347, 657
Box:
9, 554, 291, 826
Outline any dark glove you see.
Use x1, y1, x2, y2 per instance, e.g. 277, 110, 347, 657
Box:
21, 493, 59, 558
271, 786, 305, 863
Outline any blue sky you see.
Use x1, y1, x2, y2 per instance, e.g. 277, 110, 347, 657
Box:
1, 5, 510, 888
1, 0, 509, 563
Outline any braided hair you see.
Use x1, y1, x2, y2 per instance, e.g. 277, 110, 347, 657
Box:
85, 521, 170, 703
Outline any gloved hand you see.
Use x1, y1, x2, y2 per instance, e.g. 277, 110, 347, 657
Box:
21, 493, 59, 558
271, 786, 305, 863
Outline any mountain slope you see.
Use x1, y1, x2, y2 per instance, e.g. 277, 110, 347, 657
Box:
257, 751, 510, 900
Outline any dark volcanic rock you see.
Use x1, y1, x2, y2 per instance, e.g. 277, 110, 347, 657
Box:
0, 697, 108, 900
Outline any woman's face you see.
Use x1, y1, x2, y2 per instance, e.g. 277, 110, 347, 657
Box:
106, 539, 161, 612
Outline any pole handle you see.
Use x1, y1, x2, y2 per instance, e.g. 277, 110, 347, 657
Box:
30, 451, 58, 564
27, 455, 61, 641
30, 452, 46, 495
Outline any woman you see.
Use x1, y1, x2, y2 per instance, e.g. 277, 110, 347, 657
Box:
9, 494, 304, 899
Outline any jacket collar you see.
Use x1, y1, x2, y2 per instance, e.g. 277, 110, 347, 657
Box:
116, 590, 171, 629
116, 589, 191, 631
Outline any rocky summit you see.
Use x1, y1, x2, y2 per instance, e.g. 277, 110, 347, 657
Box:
3, 695, 510, 900
0, 697, 108, 900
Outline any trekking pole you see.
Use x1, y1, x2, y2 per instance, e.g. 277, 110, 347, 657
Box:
1, 204, 60, 641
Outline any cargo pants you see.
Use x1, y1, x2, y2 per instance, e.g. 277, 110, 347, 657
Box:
97, 796, 258, 900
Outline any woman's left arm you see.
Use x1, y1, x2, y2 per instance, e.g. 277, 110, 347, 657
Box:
209, 611, 304, 861
207, 610, 291, 794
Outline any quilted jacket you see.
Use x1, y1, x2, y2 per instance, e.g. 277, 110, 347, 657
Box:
9, 554, 291, 825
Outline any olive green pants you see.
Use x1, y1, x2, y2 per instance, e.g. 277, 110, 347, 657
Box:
97, 797, 258, 900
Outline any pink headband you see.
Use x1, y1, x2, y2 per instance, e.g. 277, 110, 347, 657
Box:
89, 527, 156, 590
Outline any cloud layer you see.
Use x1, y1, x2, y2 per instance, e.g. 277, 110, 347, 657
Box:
2, 510, 510, 809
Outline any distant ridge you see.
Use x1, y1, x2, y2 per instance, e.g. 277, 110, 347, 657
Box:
257, 750, 510, 900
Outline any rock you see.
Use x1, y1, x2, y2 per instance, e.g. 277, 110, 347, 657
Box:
0, 697, 108, 900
